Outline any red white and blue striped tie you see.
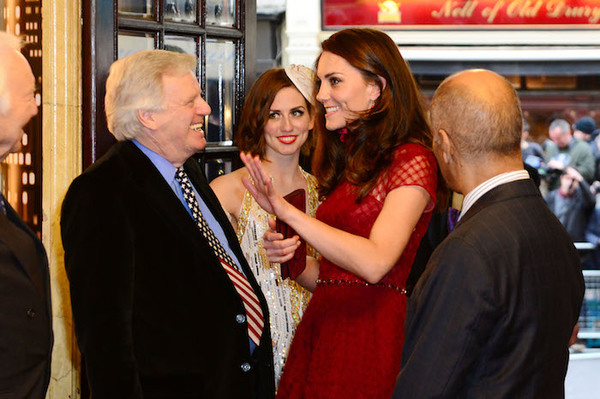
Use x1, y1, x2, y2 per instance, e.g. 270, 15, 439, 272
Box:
175, 167, 264, 345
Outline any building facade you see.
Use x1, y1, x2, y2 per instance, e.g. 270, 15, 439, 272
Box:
284, 0, 600, 141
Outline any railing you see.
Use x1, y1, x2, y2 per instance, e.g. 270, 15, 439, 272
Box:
579, 269, 600, 340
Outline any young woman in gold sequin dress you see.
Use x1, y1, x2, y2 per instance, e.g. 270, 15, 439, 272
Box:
210, 66, 319, 387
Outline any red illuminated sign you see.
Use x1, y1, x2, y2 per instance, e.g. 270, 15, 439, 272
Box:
322, 0, 600, 29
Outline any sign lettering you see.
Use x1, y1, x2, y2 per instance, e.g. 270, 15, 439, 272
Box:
322, 0, 600, 28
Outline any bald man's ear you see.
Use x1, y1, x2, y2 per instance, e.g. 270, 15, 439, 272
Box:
438, 129, 453, 163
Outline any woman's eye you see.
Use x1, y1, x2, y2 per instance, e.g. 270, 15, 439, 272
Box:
269, 112, 279, 119
330, 77, 340, 85
292, 109, 305, 117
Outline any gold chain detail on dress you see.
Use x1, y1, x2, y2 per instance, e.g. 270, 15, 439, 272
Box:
315, 278, 407, 295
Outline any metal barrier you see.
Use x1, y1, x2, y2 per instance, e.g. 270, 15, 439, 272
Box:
579, 270, 600, 340
573, 242, 600, 341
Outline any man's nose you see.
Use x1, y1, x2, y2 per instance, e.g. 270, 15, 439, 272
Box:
196, 97, 211, 116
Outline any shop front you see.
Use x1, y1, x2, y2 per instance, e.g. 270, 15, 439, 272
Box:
285, 0, 600, 142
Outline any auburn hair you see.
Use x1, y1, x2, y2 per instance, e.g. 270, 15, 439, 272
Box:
235, 68, 313, 158
312, 28, 441, 203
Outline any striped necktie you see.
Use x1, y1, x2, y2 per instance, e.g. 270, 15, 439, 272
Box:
175, 167, 264, 346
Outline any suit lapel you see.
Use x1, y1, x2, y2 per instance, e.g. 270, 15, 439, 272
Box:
0, 202, 47, 297
119, 142, 268, 315
455, 179, 540, 231
184, 157, 270, 313
184, 159, 251, 271
185, 161, 239, 250
120, 142, 207, 244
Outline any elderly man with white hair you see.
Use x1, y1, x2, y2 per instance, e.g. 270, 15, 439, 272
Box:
0, 31, 53, 399
61, 49, 275, 399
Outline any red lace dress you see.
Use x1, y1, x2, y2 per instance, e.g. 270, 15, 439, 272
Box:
276, 143, 438, 399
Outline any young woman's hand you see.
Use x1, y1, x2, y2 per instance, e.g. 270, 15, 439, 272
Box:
262, 217, 300, 263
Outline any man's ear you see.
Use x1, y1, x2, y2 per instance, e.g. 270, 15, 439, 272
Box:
438, 129, 453, 163
137, 109, 157, 130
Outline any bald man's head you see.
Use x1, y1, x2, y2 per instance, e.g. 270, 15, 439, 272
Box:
431, 69, 523, 161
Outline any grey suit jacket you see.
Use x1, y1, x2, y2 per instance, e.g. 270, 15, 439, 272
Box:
0, 200, 53, 399
394, 179, 584, 399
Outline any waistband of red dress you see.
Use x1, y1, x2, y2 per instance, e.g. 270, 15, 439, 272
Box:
315, 278, 407, 295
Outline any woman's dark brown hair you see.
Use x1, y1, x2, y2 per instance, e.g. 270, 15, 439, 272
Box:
235, 68, 313, 158
312, 28, 446, 205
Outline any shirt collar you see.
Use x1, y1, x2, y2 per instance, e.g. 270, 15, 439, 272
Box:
132, 140, 179, 184
459, 170, 530, 221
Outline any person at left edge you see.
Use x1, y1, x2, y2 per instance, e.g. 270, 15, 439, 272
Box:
60, 50, 275, 399
0, 30, 53, 399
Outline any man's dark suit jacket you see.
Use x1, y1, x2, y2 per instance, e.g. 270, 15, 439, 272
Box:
394, 179, 585, 399
0, 198, 53, 398
61, 141, 275, 399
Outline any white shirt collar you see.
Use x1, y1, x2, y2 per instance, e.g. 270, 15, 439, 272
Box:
459, 170, 530, 221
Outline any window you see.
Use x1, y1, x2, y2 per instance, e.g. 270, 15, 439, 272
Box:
1, 0, 43, 236
83, 0, 256, 181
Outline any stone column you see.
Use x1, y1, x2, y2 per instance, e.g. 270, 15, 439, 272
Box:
42, 0, 82, 397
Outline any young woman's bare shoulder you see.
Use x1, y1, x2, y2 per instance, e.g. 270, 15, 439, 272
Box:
210, 167, 249, 214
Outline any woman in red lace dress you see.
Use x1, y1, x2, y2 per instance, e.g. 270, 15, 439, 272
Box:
241, 28, 443, 398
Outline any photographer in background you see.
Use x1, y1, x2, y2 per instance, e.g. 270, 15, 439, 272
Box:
545, 166, 595, 242
521, 118, 544, 169
573, 116, 597, 143
584, 181, 600, 269
544, 119, 595, 190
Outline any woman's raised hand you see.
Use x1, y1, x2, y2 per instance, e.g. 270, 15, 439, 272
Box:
240, 152, 289, 219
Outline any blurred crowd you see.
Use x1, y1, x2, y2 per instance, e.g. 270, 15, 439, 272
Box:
524, 115, 600, 269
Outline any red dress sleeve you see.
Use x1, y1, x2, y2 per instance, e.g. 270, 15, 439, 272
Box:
372, 143, 438, 211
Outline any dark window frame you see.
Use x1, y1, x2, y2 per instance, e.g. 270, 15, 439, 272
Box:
83, 0, 255, 171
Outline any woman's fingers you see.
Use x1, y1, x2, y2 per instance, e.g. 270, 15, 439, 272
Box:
240, 152, 260, 185
240, 152, 271, 193
266, 252, 295, 264
264, 229, 284, 243
263, 233, 301, 262
241, 175, 257, 196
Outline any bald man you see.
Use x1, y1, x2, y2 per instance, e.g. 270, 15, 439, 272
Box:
393, 70, 584, 399
0, 31, 53, 399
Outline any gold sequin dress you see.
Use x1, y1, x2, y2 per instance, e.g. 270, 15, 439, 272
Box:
236, 168, 319, 388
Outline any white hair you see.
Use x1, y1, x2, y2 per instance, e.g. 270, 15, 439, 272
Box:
0, 31, 24, 115
105, 49, 197, 141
